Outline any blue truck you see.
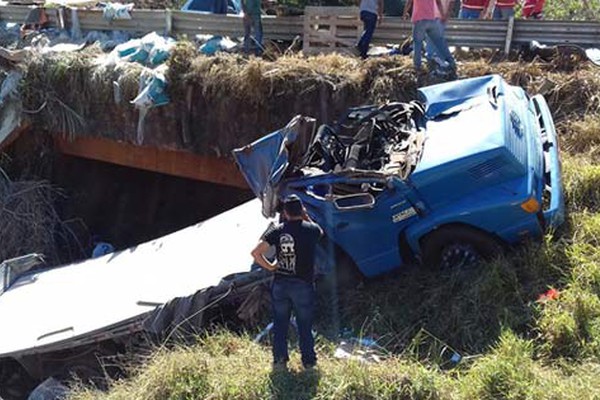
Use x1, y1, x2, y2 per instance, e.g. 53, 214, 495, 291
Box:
234, 75, 565, 275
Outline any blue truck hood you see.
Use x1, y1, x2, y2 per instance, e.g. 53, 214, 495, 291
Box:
412, 75, 530, 207
418, 75, 505, 119
232, 116, 316, 217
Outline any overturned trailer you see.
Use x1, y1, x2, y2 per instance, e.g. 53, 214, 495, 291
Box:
0, 199, 272, 399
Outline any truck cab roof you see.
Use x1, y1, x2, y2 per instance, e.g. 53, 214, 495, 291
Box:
412, 75, 530, 206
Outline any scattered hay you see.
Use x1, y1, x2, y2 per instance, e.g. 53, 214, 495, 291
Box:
14, 42, 600, 156
21, 49, 143, 141
559, 115, 600, 161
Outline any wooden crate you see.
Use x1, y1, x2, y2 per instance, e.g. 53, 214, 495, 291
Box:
303, 6, 361, 55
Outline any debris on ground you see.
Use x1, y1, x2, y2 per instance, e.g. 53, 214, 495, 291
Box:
334, 338, 384, 363
101, 2, 135, 21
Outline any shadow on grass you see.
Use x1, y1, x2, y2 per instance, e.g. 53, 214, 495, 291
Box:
270, 368, 321, 400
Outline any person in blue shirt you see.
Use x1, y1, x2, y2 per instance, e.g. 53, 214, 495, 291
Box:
251, 195, 323, 370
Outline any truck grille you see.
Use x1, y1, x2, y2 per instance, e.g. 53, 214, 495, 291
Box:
468, 155, 505, 181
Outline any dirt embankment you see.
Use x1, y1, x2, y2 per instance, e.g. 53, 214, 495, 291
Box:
18, 43, 599, 159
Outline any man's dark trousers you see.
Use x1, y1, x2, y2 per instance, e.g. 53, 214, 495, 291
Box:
271, 276, 316, 367
357, 10, 378, 58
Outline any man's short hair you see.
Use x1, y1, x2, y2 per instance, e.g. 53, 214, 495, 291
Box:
283, 195, 303, 217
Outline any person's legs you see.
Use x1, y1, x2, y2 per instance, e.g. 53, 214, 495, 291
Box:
271, 280, 292, 365
289, 280, 317, 368
412, 20, 427, 69
459, 8, 481, 19
254, 15, 263, 55
424, 19, 456, 69
357, 11, 378, 58
493, 7, 514, 19
243, 16, 252, 54
426, 20, 446, 62
501, 7, 515, 18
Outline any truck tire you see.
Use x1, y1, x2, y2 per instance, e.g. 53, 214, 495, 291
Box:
421, 225, 503, 270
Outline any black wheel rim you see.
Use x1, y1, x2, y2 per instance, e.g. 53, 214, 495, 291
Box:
440, 243, 479, 270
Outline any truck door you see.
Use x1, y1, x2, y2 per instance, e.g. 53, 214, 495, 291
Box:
305, 178, 422, 278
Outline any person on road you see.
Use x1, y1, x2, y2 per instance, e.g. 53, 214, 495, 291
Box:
458, 0, 490, 18
251, 195, 323, 370
356, 0, 384, 59
242, 0, 263, 55
404, 0, 456, 75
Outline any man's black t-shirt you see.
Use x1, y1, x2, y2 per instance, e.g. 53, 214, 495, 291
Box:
264, 220, 323, 282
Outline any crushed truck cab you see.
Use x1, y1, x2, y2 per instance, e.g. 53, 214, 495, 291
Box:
234, 75, 565, 275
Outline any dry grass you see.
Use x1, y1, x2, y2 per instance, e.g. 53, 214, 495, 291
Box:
0, 168, 76, 264
17, 42, 600, 155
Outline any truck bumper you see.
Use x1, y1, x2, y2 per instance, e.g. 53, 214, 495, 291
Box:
531, 95, 565, 228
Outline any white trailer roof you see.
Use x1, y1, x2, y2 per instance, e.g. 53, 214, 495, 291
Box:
0, 199, 270, 357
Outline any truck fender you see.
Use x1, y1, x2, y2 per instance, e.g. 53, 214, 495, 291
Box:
404, 220, 499, 259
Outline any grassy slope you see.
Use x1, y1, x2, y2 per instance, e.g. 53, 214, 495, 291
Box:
69, 61, 600, 399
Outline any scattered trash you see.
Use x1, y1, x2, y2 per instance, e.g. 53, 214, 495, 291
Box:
254, 321, 274, 342
101, 2, 135, 21
92, 242, 115, 258
254, 317, 317, 343
586, 48, 600, 67
333, 338, 383, 363
367, 45, 403, 57
538, 287, 560, 302
110, 32, 175, 66
132, 65, 169, 109
131, 65, 169, 144
84, 30, 130, 52
198, 35, 238, 55
27, 377, 69, 400
40, 42, 87, 54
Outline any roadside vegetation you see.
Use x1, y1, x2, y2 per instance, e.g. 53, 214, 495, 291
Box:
64, 52, 600, 399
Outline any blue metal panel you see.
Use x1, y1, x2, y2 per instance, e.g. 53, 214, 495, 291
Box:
417, 75, 504, 119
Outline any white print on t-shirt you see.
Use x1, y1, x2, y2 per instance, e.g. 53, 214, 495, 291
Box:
278, 233, 297, 273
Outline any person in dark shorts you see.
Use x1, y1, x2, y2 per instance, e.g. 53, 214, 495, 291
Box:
251, 195, 323, 370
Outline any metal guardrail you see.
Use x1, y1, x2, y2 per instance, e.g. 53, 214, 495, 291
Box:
0, 4, 598, 51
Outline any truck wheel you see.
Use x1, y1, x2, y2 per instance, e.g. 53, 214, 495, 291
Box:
421, 226, 502, 270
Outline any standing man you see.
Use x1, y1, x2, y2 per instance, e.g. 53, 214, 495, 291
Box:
356, 0, 384, 59
458, 0, 489, 18
251, 195, 323, 370
242, 0, 262, 55
404, 0, 456, 75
